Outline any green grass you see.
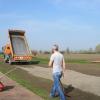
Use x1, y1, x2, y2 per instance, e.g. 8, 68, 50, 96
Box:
66, 59, 90, 64
33, 56, 90, 66
0, 63, 59, 100
0, 53, 3, 58
0, 58, 100, 100
0, 62, 3, 64
33, 57, 49, 64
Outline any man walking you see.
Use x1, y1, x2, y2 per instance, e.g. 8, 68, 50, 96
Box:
48, 44, 66, 100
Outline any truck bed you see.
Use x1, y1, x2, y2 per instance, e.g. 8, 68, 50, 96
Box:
9, 30, 31, 56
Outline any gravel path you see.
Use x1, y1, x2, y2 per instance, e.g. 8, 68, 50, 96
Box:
20, 65, 100, 97
0, 72, 43, 100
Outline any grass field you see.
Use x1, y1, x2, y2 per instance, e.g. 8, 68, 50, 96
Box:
33, 53, 96, 66
0, 53, 100, 100
0, 53, 3, 57
0, 63, 59, 100
34, 53, 100, 77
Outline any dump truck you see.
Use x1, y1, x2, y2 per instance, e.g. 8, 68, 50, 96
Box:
3, 30, 32, 64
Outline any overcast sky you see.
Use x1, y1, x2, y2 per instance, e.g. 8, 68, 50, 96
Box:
0, 0, 100, 51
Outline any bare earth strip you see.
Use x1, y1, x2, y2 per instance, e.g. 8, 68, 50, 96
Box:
20, 65, 100, 96
0, 72, 43, 100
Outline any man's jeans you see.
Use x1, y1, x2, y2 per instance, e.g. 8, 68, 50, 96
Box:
50, 72, 66, 100
4, 54, 10, 61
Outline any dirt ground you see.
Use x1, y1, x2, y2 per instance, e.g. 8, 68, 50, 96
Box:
0, 72, 43, 100
67, 63, 100, 77
20, 64, 100, 100
37, 62, 100, 77
0, 59, 100, 100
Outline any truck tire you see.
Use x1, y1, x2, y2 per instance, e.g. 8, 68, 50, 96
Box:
8, 59, 12, 65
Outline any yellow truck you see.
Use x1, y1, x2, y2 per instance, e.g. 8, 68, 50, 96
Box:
3, 30, 32, 64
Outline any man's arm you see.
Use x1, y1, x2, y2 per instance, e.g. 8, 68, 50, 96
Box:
48, 55, 54, 67
61, 57, 66, 77
62, 58, 66, 72
48, 60, 53, 67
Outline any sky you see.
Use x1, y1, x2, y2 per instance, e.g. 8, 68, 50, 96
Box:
0, 0, 100, 51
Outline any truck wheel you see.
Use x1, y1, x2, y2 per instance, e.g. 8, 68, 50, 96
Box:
3, 54, 5, 59
8, 60, 12, 65
4, 60, 8, 63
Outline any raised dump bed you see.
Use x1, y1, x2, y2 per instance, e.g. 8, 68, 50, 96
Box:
3, 30, 32, 64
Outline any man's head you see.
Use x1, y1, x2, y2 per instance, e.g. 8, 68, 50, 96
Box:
52, 44, 59, 53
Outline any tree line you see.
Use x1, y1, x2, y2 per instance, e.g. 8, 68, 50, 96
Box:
1, 44, 100, 55
31, 44, 100, 56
